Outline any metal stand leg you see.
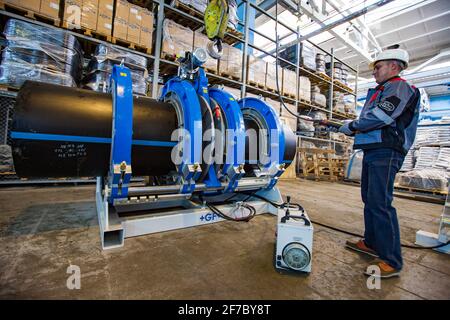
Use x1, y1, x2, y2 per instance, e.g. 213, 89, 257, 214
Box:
96, 177, 124, 250
415, 181, 450, 254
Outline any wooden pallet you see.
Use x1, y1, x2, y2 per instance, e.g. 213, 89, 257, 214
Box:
265, 86, 277, 93
205, 67, 218, 75
283, 92, 297, 99
334, 80, 355, 93
224, 27, 244, 45
248, 80, 265, 89
220, 72, 240, 81
394, 184, 448, 196
298, 98, 312, 105
161, 52, 177, 62
173, 0, 204, 20
61, 22, 113, 42
315, 71, 331, 82
128, 0, 153, 8
111, 37, 152, 54
298, 147, 348, 182
165, 1, 203, 34
0, 2, 60, 26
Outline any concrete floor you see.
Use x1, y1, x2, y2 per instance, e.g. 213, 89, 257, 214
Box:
0, 179, 449, 299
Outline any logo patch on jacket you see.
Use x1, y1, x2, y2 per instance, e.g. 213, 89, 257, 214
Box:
376, 96, 401, 114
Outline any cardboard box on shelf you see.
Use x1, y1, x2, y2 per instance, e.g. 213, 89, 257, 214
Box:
113, 0, 129, 40
114, 0, 129, 19
161, 19, 193, 58
127, 3, 141, 43
247, 55, 265, 86
282, 68, 297, 98
299, 76, 311, 102
193, 31, 217, 72
40, 0, 60, 19
227, 45, 242, 80
97, 12, 113, 35
98, 0, 113, 14
96, 0, 113, 34
3, 0, 23, 7
265, 62, 282, 91
81, 0, 98, 30
62, 0, 82, 27
218, 44, 228, 75
113, 17, 128, 40
218, 44, 241, 80
139, 8, 153, 49
18, 0, 41, 12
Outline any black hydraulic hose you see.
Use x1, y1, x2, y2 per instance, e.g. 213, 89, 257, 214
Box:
198, 194, 257, 222
273, 1, 343, 131
234, 191, 450, 250
273, 1, 314, 123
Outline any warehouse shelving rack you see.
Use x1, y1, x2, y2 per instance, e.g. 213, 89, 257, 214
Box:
0, 0, 359, 182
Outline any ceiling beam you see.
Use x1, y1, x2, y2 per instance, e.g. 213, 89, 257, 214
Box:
367, 0, 439, 26
375, 10, 450, 38
325, 0, 381, 51
264, 0, 394, 61
340, 26, 450, 62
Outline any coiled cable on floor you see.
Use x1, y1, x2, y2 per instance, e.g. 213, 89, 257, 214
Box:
234, 191, 450, 250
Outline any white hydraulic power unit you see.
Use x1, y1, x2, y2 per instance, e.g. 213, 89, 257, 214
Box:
275, 197, 313, 273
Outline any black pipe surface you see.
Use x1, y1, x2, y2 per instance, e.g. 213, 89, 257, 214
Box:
12, 81, 178, 177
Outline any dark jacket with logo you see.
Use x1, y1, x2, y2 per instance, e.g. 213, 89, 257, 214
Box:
349, 76, 421, 156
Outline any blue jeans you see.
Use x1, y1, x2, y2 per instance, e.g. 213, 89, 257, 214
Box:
361, 148, 405, 270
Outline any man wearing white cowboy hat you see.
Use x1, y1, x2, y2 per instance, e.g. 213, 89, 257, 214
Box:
339, 48, 421, 278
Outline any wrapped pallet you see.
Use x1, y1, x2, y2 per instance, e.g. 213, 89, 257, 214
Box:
161, 19, 194, 59
300, 42, 317, 70
177, 0, 208, 13
345, 150, 363, 182
82, 44, 149, 95
265, 62, 282, 91
312, 92, 326, 107
397, 169, 449, 192
219, 44, 242, 80
298, 76, 311, 102
298, 115, 314, 137
193, 31, 217, 73
344, 95, 356, 115
0, 19, 82, 88
247, 55, 266, 87
282, 68, 297, 98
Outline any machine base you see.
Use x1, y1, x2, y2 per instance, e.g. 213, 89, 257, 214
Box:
96, 177, 285, 250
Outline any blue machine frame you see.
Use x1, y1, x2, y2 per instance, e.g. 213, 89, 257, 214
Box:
108, 65, 134, 203
160, 77, 203, 194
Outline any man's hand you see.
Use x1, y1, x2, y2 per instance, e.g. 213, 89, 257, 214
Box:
339, 120, 355, 136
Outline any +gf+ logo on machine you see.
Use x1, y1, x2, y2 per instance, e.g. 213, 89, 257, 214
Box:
200, 213, 219, 222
